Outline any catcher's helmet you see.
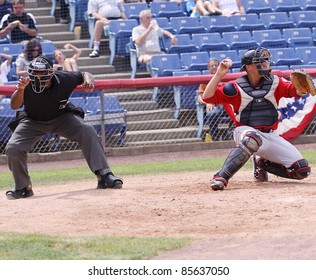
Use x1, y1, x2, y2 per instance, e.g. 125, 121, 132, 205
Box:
240, 47, 272, 78
27, 55, 55, 93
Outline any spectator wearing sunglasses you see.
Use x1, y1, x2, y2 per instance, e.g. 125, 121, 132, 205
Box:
0, 0, 38, 43
16, 39, 42, 77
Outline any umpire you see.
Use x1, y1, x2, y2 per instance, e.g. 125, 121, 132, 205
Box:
5, 55, 123, 200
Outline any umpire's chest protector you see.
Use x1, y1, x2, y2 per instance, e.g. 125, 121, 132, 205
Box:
235, 76, 279, 127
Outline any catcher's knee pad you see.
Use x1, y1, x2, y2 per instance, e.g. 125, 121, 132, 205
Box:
240, 131, 262, 155
258, 158, 311, 180
216, 132, 262, 181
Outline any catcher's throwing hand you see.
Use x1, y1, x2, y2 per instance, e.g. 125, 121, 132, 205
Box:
290, 70, 316, 96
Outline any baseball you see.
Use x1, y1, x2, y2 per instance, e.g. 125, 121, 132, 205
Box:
224, 59, 233, 68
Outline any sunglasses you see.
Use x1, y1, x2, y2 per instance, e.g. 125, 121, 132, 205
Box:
13, 5, 24, 9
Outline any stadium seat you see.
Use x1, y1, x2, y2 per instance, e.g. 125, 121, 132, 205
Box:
295, 46, 316, 64
155, 17, 176, 35
243, 0, 273, 15
222, 31, 259, 51
288, 10, 316, 29
269, 48, 303, 66
289, 64, 316, 70
68, 97, 88, 113
283, 28, 313, 48
229, 14, 265, 32
85, 95, 127, 146
162, 34, 198, 55
108, 19, 138, 65
252, 29, 288, 49
271, 65, 289, 71
41, 41, 57, 60
259, 12, 296, 31
296, 0, 316, 11
150, 54, 185, 101
0, 43, 23, 61
169, 17, 207, 36
150, 1, 186, 18
172, 71, 200, 119
192, 33, 229, 52
200, 15, 237, 33
268, 0, 302, 13
180, 51, 210, 71
209, 50, 241, 68
123, 2, 148, 22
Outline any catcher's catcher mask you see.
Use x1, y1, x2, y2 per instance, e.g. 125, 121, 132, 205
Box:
240, 47, 272, 79
27, 55, 55, 93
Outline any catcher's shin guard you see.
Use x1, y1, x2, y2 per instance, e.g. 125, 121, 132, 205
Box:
213, 131, 262, 189
257, 158, 311, 180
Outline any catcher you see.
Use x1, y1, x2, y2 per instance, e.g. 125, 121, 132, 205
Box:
203, 47, 313, 191
5, 55, 123, 199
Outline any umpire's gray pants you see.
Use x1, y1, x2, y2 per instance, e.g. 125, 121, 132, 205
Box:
5, 113, 110, 190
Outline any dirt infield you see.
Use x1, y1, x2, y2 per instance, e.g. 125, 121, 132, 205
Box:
0, 144, 316, 260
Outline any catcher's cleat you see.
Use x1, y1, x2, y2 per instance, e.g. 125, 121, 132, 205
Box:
6, 184, 34, 200
210, 175, 227, 191
97, 172, 123, 189
252, 156, 268, 182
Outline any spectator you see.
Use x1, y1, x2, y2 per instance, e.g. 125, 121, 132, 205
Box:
195, 0, 222, 16
132, 9, 177, 64
0, 53, 13, 84
0, 0, 38, 43
0, 0, 13, 20
88, 0, 127, 58
15, 39, 42, 77
212, 0, 245, 18
58, 0, 70, 24
197, 58, 230, 141
186, 0, 199, 17
53, 43, 81, 71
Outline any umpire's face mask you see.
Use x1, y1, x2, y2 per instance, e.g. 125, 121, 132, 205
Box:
29, 71, 53, 93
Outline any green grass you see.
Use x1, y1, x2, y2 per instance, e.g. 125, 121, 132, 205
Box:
0, 149, 315, 259
0, 232, 192, 260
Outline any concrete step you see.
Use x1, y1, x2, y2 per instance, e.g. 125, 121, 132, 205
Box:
25, 1, 38, 9
127, 119, 180, 131
38, 24, 70, 33
120, 101, 158, 111
79, 64, 115, 75
94, 72, 132, 80
35, 16, 56, 25
40, 32, 77, 42
126, 109, 175, 122
26, 7, 51, 16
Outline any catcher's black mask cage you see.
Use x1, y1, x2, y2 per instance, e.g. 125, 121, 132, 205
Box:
240, 47, 272, 79
27, 55, 55, 93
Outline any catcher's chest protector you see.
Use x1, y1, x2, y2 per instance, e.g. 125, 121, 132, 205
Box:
236, 76, 278, 127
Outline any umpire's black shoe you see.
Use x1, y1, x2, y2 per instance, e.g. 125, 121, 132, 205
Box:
6, 184, 34, 200
97, 173, 123, 189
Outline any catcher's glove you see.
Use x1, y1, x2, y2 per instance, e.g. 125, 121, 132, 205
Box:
290, 70, 316, 96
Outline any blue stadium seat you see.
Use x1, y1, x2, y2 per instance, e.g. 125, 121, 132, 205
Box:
252, 29, 288, 49
283, 28, 313, 47
229, 14, 265, 32
296, 0, 316, 11
150, 1, 186, 18
7, 62, 18, 82
271, 65, 289, 71
41, 41, 57, 60
192, 33, 229, 52
169, 17, 207, 36
243, 0, 273, 15
123, 2, 148, 22
85, 95, 127, 146
150, 53, 185, 101
68, 97, 88, 113
0, 43, 23, 61
155, 17, 176, 34
295, 46, 316, 64
288, 10, 316, 29
209, 50, 242, 68
268, 0, 302, 13
162, 34, 198, 55
180, 51, 210, 71
259, 12, 296, 31
289, 64, 316, 70
222, 31, 259, 51
269, 48, 303, 66
172, 71, 200, 119
108, 19, 138, 65
200, 16, 237, 33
